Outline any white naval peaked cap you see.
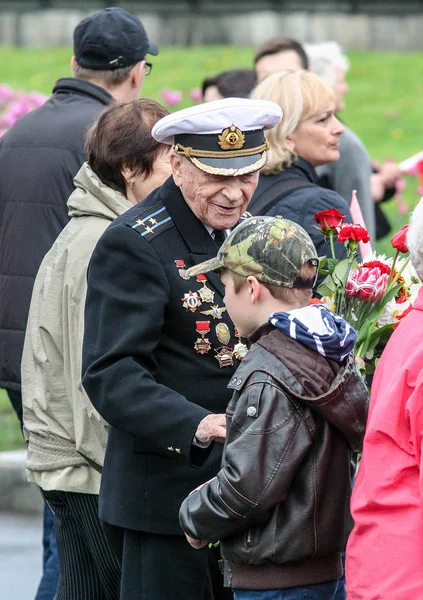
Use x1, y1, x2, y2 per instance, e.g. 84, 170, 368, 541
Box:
151, 97, 282, 176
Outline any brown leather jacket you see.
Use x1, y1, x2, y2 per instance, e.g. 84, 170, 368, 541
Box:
180, 324, 369, 590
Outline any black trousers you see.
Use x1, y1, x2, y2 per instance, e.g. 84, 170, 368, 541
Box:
44, 491, 121, 600
102, 521, 233, 600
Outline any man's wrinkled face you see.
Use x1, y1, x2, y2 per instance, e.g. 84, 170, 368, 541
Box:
171, 154, 259, 230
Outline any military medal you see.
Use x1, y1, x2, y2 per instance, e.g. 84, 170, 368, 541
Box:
201, 305, 227, 319
175, 259, 190, 280
182, 291, 202, 312
196, 274, 215, 304
215, 347, 234, 368
194, 321, 212, 354
215, 323, 230, 346
233, 327, 248, 361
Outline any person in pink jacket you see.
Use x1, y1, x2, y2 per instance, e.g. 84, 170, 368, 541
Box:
346, 197, 423, 599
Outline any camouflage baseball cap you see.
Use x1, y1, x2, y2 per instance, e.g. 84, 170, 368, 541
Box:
185, 216, 319, 287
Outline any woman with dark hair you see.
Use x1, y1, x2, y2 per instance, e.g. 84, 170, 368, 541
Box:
21, 98, 170, 600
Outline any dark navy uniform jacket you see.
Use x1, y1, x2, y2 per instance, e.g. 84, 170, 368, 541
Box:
82, 176, 240, 534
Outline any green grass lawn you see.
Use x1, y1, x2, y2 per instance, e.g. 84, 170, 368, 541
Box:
0, 388, 24, 451
1, 44, 422, 247
0, 46, 422, 449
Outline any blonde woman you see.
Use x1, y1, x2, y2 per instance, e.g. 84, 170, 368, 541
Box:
250, 70, 355, 261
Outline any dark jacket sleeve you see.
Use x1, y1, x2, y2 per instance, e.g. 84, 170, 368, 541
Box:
179, 378, 314, 543
81, 224, 210, 460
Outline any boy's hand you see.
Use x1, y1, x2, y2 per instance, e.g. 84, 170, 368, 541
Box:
195, 413, 226, 444
185, 533, 208, 549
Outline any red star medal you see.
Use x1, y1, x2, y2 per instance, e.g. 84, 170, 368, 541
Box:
182, 291, 202, 312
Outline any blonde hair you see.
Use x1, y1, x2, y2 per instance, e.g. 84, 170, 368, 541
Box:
251, 70, 335, 174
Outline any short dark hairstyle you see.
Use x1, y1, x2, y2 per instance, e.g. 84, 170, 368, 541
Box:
254, 37, 309, 70
201, 68, 257, 99
85, 98, 169, 195
73, 61, 136, 88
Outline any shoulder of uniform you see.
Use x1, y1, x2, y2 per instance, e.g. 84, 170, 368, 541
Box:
126, 200, 174, 241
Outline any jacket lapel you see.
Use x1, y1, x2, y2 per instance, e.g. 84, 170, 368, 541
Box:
160, 178, 225, 297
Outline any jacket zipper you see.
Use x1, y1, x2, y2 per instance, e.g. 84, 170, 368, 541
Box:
246, 528, 254, 547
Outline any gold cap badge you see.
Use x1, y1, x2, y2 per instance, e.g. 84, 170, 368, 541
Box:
218, 125, 245, 150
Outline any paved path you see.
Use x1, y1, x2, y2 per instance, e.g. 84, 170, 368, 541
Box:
0, 512, 43, 599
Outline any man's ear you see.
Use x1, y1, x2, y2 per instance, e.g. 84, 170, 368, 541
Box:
130, 61, 145, 90
70, 56, 77, 73
170, 153, 184, 187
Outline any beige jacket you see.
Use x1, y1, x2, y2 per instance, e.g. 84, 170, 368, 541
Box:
22, 163, 133, 494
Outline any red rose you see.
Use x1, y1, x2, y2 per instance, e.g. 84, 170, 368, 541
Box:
391, 224, 409, 254
362, 260, 391, 275
314, 209, 345, 231
337, 224, 370, 244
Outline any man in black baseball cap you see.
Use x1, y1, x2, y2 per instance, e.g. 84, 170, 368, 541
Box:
74, 7, 158, 71
71, 7, 159, 99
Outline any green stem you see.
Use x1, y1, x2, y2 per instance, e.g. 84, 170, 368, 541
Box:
335, 251, 357, 316
387, 250, 399, 287
329, 232, 336, 260
389, 256, 410, 288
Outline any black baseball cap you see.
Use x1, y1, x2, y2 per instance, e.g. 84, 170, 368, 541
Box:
74, 7, 158, 71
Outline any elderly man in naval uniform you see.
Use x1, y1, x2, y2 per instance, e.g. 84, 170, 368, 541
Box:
82, 97, 282, 600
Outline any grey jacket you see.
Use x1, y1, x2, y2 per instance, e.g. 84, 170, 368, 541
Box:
22, 163, 132, 493
180, 324, 369, 590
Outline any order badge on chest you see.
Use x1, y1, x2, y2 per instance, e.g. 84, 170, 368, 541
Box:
176, 259, 248, 367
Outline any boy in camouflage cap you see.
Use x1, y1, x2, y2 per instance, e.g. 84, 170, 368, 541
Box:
180, 216, 368, 599
185, 215, 319, 289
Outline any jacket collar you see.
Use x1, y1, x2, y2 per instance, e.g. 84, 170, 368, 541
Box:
255, 156, 318, 197
229, 336, 357, 402
69, 163, 132, 220
158, 177, 224, 296
52, 77, 113, 106
285, 156, 318, 183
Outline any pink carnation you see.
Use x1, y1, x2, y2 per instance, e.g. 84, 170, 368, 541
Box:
346, 267, 389, 302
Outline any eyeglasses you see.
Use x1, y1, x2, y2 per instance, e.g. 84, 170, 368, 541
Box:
144, 62, 153, 76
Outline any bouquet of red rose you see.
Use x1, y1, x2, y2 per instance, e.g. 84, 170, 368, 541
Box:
313, 209, 419, 374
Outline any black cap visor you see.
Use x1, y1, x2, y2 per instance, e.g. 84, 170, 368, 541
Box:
147, 40, 159, 56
